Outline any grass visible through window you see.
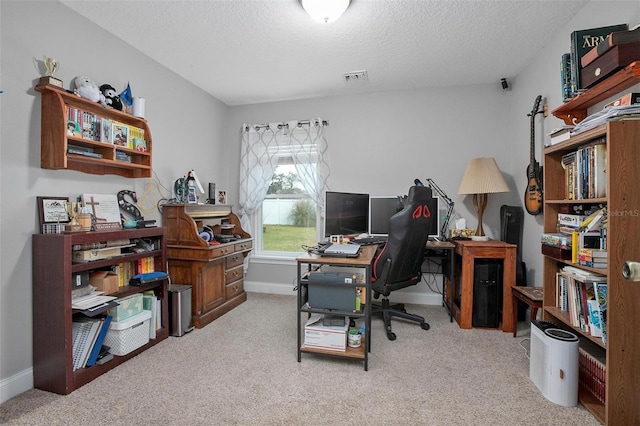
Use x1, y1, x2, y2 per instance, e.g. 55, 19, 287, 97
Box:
262, 225, 316, 252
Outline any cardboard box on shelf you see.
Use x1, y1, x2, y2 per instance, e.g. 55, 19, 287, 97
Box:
304, 314, 348, 352
89, 270, 119, 294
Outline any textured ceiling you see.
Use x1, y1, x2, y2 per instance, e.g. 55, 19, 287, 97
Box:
60, 0, 589, 106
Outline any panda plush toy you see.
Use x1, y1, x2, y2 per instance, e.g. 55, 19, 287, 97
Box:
99, 84, 123, 111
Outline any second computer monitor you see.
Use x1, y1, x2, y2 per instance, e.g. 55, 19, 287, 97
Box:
369, 196, 403, 236
369, 194, 440, 238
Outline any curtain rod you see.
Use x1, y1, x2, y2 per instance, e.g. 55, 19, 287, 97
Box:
245, 119, 329, 131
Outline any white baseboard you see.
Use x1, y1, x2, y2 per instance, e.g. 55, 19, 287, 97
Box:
244, 280, 443, 306
0, 368, 33, 404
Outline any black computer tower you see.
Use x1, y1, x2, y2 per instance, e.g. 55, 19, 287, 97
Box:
472, 259, 502, 328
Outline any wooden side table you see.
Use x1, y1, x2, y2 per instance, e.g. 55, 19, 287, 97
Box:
511, 286, 543, 337
452, 240, 516, 332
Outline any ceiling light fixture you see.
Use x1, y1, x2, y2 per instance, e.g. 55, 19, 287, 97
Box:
300, 0, 351, 24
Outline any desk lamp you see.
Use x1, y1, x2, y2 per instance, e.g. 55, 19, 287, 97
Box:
457, 157, 510, 238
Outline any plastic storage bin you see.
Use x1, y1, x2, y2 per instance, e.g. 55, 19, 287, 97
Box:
108, 293, 144, 322
104, 310, 152, 356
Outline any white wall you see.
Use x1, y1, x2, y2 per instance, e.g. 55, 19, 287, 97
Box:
227, 85, 521, 297
0, 1, 229, 402
2, 0, 639, 404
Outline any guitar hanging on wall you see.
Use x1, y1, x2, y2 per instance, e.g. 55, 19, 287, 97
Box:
524, 95, 544, 216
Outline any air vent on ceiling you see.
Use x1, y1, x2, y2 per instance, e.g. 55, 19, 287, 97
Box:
344, 71, 368, 83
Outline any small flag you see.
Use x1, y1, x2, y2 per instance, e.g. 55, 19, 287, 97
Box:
120, 82, 133, 107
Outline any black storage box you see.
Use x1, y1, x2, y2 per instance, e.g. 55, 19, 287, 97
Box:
307, 272, 358, 312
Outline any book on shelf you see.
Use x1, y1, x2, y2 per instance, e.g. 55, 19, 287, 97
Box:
560, 140, 607, 200
128, 126, 146, 151
72, 317, 102, 371
101, 117, 113, 143
579, 343, 606, 403
81, 110, 100, 141
561, 265, 607, 281
570, 23, 628, 92
560, 53, 575, 101
580, 207, 607, 232
593, 282, 608, 346
546, 125, 574, 146
578, 248, 607, 258
541, 232, 572, 249
558, 212, 588, 227
581, 26, 640, 68
112, 122, 129, 147
578, 247, 608, 268
85, 315, 112, 367
604, 92, 640, 109
557, 270, 607, 335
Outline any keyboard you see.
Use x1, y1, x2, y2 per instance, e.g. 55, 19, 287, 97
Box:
351, 236, 387, 245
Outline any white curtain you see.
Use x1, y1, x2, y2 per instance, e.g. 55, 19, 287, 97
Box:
238, 119, 331, 235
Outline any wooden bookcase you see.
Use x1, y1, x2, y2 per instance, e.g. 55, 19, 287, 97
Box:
545, 67, 640, 424
32, 227, 169, 395
35, 84, 152, 178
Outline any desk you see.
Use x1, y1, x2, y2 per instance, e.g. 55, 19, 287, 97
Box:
296, 244, 377, 371
425, 241, 455, 322
451, 240, 516, 332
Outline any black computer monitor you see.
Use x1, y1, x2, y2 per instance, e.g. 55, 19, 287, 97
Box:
324, 191, 370, 237
369, 196, 404, 236
369, 194, 441, 238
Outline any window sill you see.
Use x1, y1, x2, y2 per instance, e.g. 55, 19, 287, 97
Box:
249, 253, 301, 266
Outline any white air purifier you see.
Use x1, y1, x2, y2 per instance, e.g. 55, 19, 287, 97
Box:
529, 320, 579, 407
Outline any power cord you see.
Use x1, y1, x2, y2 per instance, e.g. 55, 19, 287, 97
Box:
519, 337, 531, 359
421, 257, 443, 294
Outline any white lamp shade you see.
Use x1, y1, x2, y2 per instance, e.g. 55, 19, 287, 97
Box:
458, 157, 510, 195
301, 0, 351, 23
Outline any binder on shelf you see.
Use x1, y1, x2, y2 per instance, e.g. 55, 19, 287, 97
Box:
85, 315, 112, 367
72, 319, 101, 371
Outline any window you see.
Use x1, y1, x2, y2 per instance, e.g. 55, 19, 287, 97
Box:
239, 119, 330, 257
260, 163, 318, 254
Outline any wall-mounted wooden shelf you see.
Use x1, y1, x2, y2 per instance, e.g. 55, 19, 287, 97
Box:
552, 61, 640, 125
35, 84, 152, 178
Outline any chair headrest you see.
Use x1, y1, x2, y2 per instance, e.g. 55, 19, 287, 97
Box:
406, 185, 432, 203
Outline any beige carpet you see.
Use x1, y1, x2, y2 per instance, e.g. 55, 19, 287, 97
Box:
1, 293, 599, 425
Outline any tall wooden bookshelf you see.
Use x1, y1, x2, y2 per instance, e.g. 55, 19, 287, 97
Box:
545, 64, 640, 424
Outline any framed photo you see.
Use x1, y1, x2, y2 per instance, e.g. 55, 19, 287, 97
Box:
218, 191, 227, 205
37, 196, 69, 233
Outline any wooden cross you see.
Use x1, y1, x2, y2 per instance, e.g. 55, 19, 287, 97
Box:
85, 196, 106, 222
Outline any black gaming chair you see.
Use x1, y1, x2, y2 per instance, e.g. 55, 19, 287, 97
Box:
371, 185, 433, 340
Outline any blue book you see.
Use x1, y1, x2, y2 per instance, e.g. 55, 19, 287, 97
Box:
85, 315, 112, 367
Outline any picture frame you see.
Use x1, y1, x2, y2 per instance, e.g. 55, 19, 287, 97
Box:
37, 196, 70, 234
82, 193, 122, 230
218, 191, 227, 205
